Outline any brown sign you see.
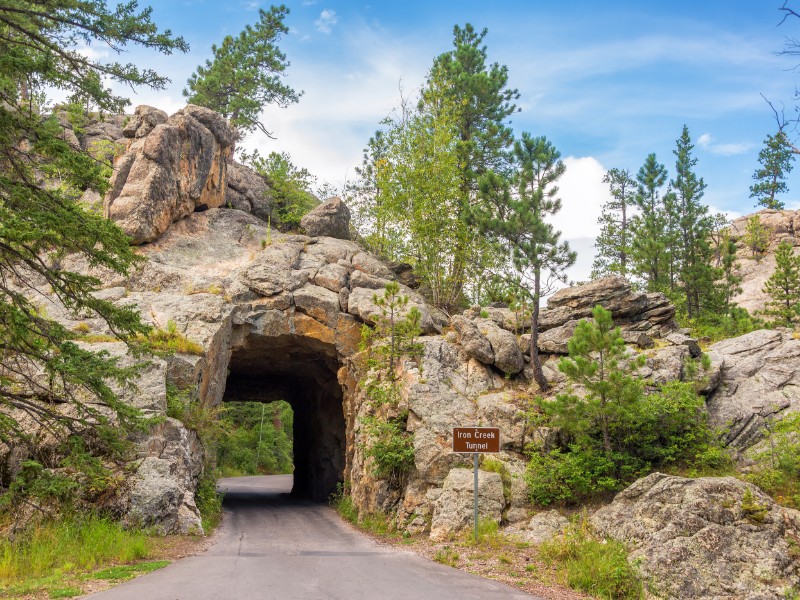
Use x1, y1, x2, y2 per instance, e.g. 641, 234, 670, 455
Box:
452, 427, 501, 453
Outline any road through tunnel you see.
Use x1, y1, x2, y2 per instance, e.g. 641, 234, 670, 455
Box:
222, 331, 346, 501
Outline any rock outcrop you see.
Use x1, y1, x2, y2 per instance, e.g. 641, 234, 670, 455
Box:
225, 160, 273, 221
728, 209, 800, 314
542, 276, 676, 339
592, 473, 800, 599
429, 468, 504, 541
104, 105, 234, 244
25, 105, 800, 575
705, 329, 800, 449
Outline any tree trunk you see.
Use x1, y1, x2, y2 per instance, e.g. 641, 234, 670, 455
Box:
529, 268, 549, 392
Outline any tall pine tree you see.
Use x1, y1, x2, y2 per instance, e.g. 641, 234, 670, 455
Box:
592, 168, 635, 278
630, 154, 669, 291
670, 125, 715, 319
184, 5, 300, 142
473, 134, 575, 391
750, 130, 794, 210
420, 24, 519, 304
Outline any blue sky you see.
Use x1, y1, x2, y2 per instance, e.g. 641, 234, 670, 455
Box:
95, 1, 800, 281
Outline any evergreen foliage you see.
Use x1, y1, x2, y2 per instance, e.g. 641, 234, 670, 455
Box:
527, 306, 719, 505
670, 125, 715, 319
762, 240, 800, 326
422, 24, 519, 305
592, 168, 635, 278
183, 5, 299, 140
0, 0, 186, 502
629, 153, 669, 291
472, 134, 575, 391
750, 130, 794, 210
349, 24, 519, 309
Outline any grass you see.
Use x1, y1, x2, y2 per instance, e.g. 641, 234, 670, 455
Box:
330, 487, 394, 536
92, 560, 170, 581
136, 325, 204, 355
0, 513, 163, 598
538, 517, 643, 600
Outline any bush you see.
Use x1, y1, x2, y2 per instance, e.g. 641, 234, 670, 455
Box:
526, 447, 625, 506
528, 306, 724, 506
361, 413, 414, 488
684, 307, 763, 343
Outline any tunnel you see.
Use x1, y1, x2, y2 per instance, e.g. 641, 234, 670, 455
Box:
221, 331, 346, 501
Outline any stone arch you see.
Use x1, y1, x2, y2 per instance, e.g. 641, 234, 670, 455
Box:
219, 317, 357, 501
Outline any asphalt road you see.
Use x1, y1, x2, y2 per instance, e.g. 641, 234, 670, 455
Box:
88, 475, 537, 600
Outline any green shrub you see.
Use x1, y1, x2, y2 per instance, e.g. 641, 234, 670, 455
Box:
526, 447, 621, 506
528, 306, 724, 506
361, 413, 414, 488
195, 470, 223, 533
742, 412, 800, 508
683, 307, 763, 343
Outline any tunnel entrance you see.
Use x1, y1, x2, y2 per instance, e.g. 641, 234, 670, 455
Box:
221, 332, 346, 501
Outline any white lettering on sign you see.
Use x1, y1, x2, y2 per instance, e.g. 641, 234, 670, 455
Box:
452, 427, 501, 453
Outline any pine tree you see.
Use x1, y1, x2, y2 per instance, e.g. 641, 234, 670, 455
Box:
184, 5, 300, 142
750, 131, 794, 210
553, 305, 644, 455
670, 125, 715, 319
718, 231, 742, 315
473, 134, 575, 391
629, 154, 669, 291
763, 240, 800, 326
0, 2, 186, 490
592, 168, 635, 278
420, 23, 519, 303
743, 215, 770, 258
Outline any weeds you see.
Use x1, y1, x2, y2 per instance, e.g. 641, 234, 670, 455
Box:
0, 514, 150, 589
538, 517, 643, 600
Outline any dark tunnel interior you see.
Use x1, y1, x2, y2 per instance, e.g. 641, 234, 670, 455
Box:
222, 333, 345, 501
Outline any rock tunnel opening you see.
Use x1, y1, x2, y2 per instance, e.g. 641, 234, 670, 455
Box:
222, 332, 345, 502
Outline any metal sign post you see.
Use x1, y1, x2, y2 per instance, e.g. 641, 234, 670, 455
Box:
452, 427, 501, 543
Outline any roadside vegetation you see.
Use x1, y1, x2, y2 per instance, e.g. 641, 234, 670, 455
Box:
0, 513, 190, 599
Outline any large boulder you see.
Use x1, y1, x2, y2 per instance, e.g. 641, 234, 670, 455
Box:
541, 276, 676, 337
225, 160, 273, 221
706, 329, 800, 449
105, 105, 234, 244
300, 197, 350, 239
592, 473, 800, 600
430, 468, 505, 541
125, 419, 205, 535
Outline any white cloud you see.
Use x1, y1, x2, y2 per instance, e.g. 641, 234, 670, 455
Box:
697, 132, 753, 156
315, 9, 338, 34
76, 45, 110, 62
